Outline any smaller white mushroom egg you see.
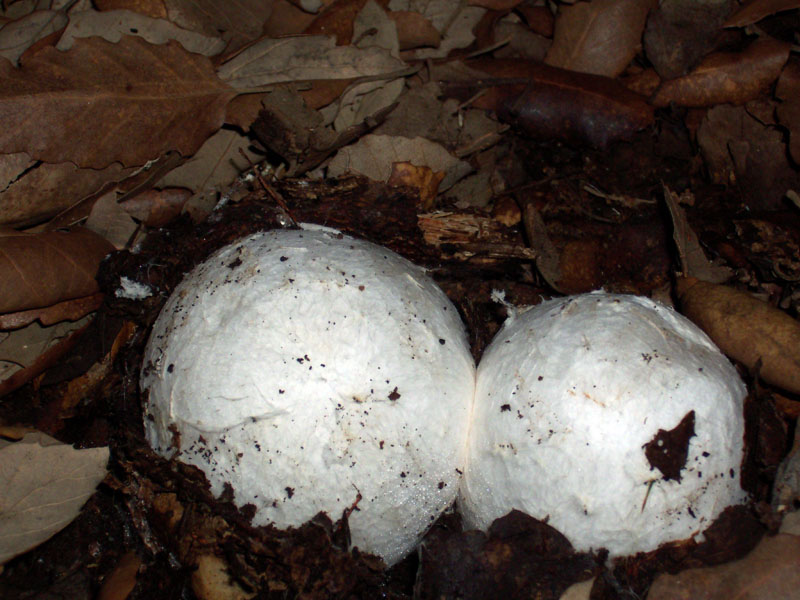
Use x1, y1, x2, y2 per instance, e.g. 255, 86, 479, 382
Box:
141, 228, 476, 566
459, 292, 748, 557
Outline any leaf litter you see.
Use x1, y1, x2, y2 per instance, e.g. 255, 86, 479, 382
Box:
0, 1, 799, 598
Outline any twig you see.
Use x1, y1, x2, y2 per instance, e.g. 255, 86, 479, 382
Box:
237, 149, 298, 227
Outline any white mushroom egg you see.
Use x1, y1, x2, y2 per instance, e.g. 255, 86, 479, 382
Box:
459, 291, 747, 557
141, 228, 476, 566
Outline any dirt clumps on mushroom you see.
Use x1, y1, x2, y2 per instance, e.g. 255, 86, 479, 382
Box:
141, 228, 476, 566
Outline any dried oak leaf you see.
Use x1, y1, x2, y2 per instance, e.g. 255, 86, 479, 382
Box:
0, 227, 114, 313
164, 0, 275, 53
647, 533, 800, 600
0, 36, 236, 169
724, 0, 800, 28
677, 277, 800, 395
0, 432, 109, 565
650, 38, 791, 107
447, 58, 653, 149
545, 0, 656, 78
0, 152, 138, 228
0, 9, 68, 66
388, 10, 441, 50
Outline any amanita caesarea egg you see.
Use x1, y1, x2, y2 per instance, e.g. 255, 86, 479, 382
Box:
458, 292, 747, 557
141, 228, 476, 566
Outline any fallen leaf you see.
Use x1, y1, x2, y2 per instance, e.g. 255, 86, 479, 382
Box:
303, 0, 372, 44
327, 134, 471, 190
84, 190, 139, 250
0, 227, 114, 313
0, 9, 67, 65
97, 552, 141, 600
156, 128, 260, 204
545, 0, 656, 78
0, 316, 92, 396
516, 4, 555, 37
523, 203, 563, 292
388, 10, 440, 50
467, 0, 522, 9
0, 153, 137, 227
647, 533, 800, 600
0, 432, 109, 565
0, 293, 104, 330
643, 0, 732, 79
216, 34, 406, 89
696, 104, 800, 211
0, 36, 236, 169
776, 60, 800, 164
56, 9, 226, 56
94, 0, 168, 19
164, 0, 274, 53
772, 420, 800, 512
407, 5, 485, 59
445, 58, 654, 149
120, 188, 191, 227
263, 0, 321, 37
677, 277, 800, 395
663, 184, 732, 282
724, 0, 800, 27
650, 38, 791, 107
387, 162, 444, 209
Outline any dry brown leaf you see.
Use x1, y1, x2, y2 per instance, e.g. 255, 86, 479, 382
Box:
0, 153, 137, 227
663, 184, 732, 283
776, 60, 800, 164
303, 0, 373, 44
57, 9, 226, 56
387, 162, 444, 209
697, 104, 800, 211
0, 36, 235, 169
643, 0, 732, 80
523, 203, 563, 292
516, 4, 554, 37
94, 0, 167, 19
84, 190, 139, 250
120, 188, 190, 227
0, 432, 109, 565
650, 38, 791, 107
327, 134, 471, 190
156, 128, 260, 205
164, 0, 274, 53
388, 10, 440, 50
263, 0, 321, 37
0, 227, 114, 313
407, 5, 486, 60
0, 9, 67, 65
0, 316, 92, 396
97, 552, 142, 600
545, 0, 656, 78
647, 533, 800, 600
449, 58, 654, 149
677, 277, 800, 394
467, 0, 522, 9
724, 0, 800, 27
0, 293, 104, 330
216, 35, 406, 89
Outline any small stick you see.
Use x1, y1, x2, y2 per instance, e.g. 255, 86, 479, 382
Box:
237, 149, 298, 227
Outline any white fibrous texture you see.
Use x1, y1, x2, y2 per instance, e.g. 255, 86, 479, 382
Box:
459, 292, 747, 557
141, 229, 476, 566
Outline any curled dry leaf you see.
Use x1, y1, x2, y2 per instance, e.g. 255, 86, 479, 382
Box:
677, 277, 800, 395
724, 0, 800, 28
0, 227, 114, 313
0, 36, 235, 169
647, 533, 800, 600
303, 0, 371, 44
56, 9, 226, 56
119, 188, 191, 228
388, 10, 440, 50
0, 293, 104, 330
386, 162, 445, 209
94, 0, 168, 19
0, 432, 109, 565
0, 152, 137, 228
545, 0, 656, 78
327, 134, 471, 190
0, 10, 67, 66
650, 38, 791, 107
449, 58, 653, 149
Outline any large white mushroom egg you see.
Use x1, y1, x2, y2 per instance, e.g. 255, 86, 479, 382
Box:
459, 292, 748, 557
140, 228, 476, 566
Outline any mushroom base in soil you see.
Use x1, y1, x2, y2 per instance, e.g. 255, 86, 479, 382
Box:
458, 292, 748, 558
140, 228, 476, 567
